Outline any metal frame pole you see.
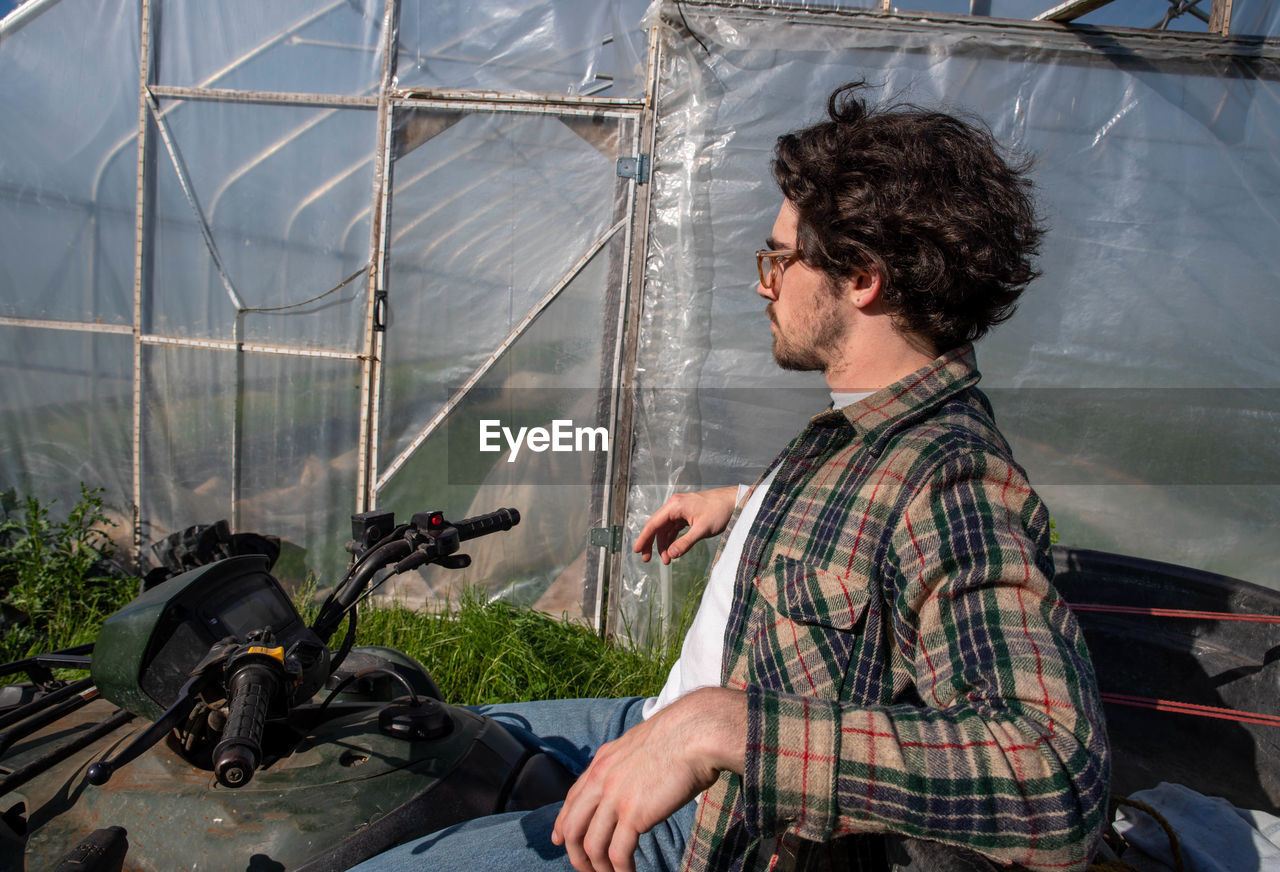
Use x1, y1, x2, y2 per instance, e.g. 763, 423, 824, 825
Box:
600, 24, 663, 637
355, 0, 402, 514
129, 0, 156, 561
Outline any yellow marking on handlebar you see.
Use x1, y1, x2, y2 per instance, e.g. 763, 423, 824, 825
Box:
246, 645, 285, 662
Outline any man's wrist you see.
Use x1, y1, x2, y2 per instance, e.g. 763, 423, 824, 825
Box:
681, 687, 748, 776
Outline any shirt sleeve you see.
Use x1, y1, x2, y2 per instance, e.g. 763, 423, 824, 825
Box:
741, 452, 1111, 872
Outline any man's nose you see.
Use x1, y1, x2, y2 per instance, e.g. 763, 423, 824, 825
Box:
757, 276, 777, 301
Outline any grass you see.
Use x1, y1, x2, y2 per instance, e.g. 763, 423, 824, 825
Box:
1, 485, 686, 705
354, 590, 682, 704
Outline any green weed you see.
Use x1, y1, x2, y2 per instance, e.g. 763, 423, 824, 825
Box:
0, 485, 139, 665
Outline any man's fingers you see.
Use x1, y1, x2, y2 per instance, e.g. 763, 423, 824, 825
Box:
634, 496, 696, 560
553, 774, 600, 871
558, 805, 595, 872
635, 486, 740, 562
664, 523, 709, 561
632, 518, 660, 559
583, 804, 621, 872
551, 768, 585, 844
634, 511, 683, 562
641, 521, 689, 565
656, 525, 685, 563
550, 694, 742, 872
609, 826, 641, 872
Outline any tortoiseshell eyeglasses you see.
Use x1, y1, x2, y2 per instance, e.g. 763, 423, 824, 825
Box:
755, 248, 800, 289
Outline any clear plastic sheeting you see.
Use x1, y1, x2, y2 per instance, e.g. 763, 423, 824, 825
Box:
149, 100, 375, 347
1236, 0, 1280, 34
395, 0, 651, 97
616, 1, 1280, 639
138, 344, 361, 575
639, 0, 1280, 35
375, 237, 626, 615
0, 0, 139, 518
0, 0, 648, 602
372, 104, 636, 615
0, 326, 133, 514
378, 108, 629, 465
0, 0, 139, 325
155, 0, 387, 95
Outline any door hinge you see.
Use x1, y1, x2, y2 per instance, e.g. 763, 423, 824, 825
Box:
616, 154, 650, 185
589, 525, 624, 553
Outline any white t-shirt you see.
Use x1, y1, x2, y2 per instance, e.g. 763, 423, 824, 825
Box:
642, 391, 871, 719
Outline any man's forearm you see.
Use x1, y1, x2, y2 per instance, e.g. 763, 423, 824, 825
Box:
742, 685, 1107, 872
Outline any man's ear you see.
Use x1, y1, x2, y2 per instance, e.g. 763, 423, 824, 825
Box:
848, 268, 882, 309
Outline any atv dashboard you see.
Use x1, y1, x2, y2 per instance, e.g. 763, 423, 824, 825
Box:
91, 556, 305, 719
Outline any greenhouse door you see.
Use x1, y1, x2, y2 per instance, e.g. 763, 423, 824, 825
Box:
369, 97, 648, 628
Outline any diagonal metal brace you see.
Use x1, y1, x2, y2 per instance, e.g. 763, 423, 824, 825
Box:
144, 88, 246, 312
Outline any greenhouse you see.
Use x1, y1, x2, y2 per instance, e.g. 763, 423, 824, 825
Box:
1, 0, 1277, 645
3, 0, 1280, 870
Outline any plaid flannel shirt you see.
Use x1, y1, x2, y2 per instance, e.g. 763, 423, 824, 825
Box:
682, 346, 1110, 872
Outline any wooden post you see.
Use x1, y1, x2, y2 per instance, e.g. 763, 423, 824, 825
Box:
1208, 0, 1233, 34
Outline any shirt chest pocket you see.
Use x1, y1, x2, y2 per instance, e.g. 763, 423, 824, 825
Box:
746, 556, 872, 700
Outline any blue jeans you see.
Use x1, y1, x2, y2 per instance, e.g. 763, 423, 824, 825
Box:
346, 697, 696, 872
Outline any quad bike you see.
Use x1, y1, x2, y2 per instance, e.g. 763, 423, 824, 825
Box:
0, 506, 575, 871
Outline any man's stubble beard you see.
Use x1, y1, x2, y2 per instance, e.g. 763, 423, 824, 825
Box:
768, 288, 848, 373
771, 331, 827, 372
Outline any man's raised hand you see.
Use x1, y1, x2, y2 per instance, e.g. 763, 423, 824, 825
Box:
632, 486, 739, 565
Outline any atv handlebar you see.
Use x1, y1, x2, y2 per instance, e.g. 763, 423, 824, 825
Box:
214, 658, 282, 788
312, 508, 521, 646
434, 507, 521, 542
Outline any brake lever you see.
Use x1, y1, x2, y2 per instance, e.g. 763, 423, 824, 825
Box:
85, 671, 209, 786
391, 524, 467, 575
85, 639, 235, 786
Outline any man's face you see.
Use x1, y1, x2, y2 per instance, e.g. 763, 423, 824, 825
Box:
758, 201, 848, 373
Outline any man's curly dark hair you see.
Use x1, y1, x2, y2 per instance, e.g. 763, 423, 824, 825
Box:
772, 82, 1045, 352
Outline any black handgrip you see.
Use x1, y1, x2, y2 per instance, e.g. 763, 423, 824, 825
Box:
213, 662, 280, 788
454, 507, 520, 542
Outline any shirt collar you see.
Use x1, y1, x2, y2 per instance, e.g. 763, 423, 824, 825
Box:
809, 344, 981, 445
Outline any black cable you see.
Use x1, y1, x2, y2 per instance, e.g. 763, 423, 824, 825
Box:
676, 1, 712, 55
327, 609, 359, 677
314, 667, 420, 720
315, 525, 409, 621
313, 537, 410, 642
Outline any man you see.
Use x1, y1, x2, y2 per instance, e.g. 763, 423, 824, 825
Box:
551, 82, 1109, 872
351, 83, 1108, 872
